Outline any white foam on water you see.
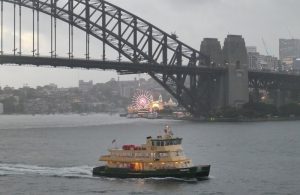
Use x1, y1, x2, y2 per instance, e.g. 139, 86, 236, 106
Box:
0, 164, 203, 183
145, 177, 198, 183
0, 163, 94, 179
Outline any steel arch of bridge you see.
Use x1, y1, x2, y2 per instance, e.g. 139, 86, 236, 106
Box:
0, 0, 215, 116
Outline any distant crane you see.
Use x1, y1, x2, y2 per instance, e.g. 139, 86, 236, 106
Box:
286, 26, 294, 39
262, 37, 270, 56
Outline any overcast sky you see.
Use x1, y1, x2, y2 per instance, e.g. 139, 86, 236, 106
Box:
0, 0, 299, 88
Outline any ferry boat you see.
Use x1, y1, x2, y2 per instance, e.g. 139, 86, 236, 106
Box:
93, 126, 210, 180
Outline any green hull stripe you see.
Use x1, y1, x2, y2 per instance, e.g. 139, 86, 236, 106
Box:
93, 165, 210, 179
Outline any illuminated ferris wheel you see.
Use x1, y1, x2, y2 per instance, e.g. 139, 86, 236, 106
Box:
132, 90, 153, 110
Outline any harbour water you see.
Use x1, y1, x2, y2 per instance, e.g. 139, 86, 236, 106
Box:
0, 114, 300, 194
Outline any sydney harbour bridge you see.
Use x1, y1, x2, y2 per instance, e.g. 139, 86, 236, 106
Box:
0, 0, 300, 116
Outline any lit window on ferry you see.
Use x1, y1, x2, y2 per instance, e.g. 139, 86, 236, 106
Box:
152, 139, 182, 146
159, 152, 168, 157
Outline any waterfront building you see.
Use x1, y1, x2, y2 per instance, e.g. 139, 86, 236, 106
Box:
79, 80, 93, 92
279, 39, 300, 71
294, 58, 300, 72
246, 46, 257, 53
247, 52, 260, 70
246, 45, 279, 71
24, 98, 49, 114
164, 98, 177, 108
118, 79, 139, 98
259, 55, 279, 71
281, 57, 294, 71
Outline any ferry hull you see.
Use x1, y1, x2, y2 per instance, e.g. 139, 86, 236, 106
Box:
93, 165, 210, 180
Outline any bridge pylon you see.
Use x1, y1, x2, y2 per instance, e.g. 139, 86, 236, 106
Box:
223, 35, 249, 108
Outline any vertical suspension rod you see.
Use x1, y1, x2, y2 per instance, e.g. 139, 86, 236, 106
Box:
71, 23, 73, 58
162, 35, 167, 65
176, 44, 182, 95
32, 0, 35, 56
133, 18, 137, 62
37, 0, 39, 56
13, 1, 16, 55
68, 0, 73, 59
19, 0, 21, 56
85, 0, 89, 60
50, 0, 53, 57
1, 0, 3, 55
102, 2, 106, 61
54, 0, 57, 57
118, 9, 121, 62
148, 26, 153, 63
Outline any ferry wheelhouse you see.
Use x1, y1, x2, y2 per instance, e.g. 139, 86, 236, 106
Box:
93, 126, 210, 180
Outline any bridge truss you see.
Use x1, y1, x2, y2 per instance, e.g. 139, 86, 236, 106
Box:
0, 0, 223, 116
248, 71, 300, 103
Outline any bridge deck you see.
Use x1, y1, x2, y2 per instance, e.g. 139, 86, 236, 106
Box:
0, 55, 224, 75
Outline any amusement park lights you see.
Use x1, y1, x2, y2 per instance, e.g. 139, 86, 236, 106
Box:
131, 90, 153, 110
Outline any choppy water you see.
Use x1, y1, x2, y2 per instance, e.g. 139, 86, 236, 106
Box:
0, 114, 300, 194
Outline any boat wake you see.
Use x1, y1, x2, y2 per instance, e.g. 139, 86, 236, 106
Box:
0, 163, 94, 179
145, 177, 199, 183
0, 163, 207, 183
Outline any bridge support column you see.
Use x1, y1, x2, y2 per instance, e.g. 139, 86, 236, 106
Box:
253, 88, 260, 103
223, 35, 249, 108
199, 38, 226, 111
275, 89, 287, 108
211, 73, 226, 110
225, 63, 249, 107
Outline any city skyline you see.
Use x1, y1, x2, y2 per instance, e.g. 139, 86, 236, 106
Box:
0, 0, 299, 87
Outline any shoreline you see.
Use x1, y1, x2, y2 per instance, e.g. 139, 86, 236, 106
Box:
1, 113, 300, 122
186, 116, 300, 122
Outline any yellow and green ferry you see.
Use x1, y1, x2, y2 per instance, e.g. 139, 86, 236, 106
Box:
93, 126, 210, 180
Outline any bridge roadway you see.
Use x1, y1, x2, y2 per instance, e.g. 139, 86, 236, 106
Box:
249, 69, 300, 80
0, 55, 224, 75
1, 55, 300, 80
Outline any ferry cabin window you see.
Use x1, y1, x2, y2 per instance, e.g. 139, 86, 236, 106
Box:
152, 140, 164, 146
158, 152, 168, 157
171, 139, 182, 145
152, 140, 181, 146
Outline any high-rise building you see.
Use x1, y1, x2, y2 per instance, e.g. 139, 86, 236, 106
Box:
294, 58, 300, 71
259, 55, 279, 71
279, 39, 300, 61
79, 80, 93, 92
247, 52, 260, 70
246, 46, 257, 53
246, 46, 279, 71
